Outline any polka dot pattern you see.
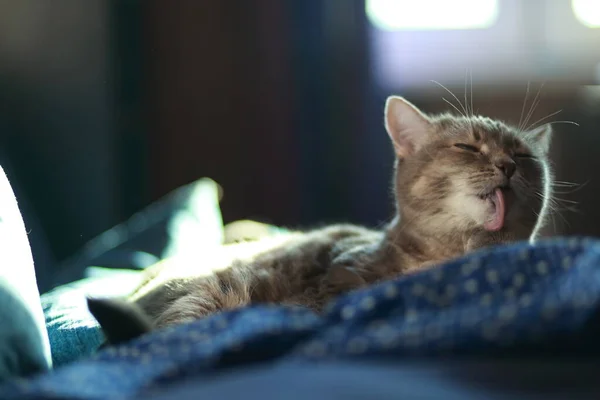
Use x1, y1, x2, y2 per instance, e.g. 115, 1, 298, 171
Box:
2, 237, 600, 399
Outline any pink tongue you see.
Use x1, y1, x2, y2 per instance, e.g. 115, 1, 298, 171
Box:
484, 188, 505, 232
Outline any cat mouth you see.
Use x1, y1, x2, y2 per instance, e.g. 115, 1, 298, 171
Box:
477, 187, 508, 232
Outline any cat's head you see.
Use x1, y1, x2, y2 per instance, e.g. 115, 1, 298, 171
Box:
385, 96, 552, 245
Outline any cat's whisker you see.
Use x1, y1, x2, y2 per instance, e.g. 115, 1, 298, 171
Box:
431, 80, 469, 117
521, 82, 545, 132
464, 69, 470, 117
550, 179, 587, 195
545, 120, 580, 127
469, 69, 474, 117
522, 99, 540, 133
463, 69, 475, 134
442, 98, 467, 119
523, 109, 563, 132
518, 81, 531, 131
551, 180, 580, 187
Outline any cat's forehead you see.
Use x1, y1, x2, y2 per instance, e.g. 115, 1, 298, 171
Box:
436, 115, 524, 148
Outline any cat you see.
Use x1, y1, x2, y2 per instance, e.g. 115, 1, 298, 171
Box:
88, 95, 553, 345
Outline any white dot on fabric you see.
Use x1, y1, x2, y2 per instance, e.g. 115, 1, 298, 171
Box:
519, 293, 533, 308
512, 273, 525, 288
215, 318, 228, 330
460, 261, 480, 276
305, 341, 326, 357
380, 334, 400, 349
405, 308, 419, 323
384, 285, 398, 299
460, 263, 470, 276
140, 354, 152, 364
498, 305, 518, 321
150, 345, 169, 355
518, 249, 530, 261
536, 261, 549, 275
411, 283, 425, 296
480, 293, 493, 306
341, 305, 356, 320
371, 322, 397, 341
445, 284, 457, 298
367, 319, 386, 331
568, 238, 579, 250
464, 279, 478, 294
188, 331, 210, 341
178, 344, 192, 354
360, 296, 376, 311
486, 270, 499, 284
347, 337, 369, 354
432, 269, 444, 282
562, 256, 573, 270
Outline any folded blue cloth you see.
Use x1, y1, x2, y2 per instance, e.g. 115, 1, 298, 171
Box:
1, 237, 599, 399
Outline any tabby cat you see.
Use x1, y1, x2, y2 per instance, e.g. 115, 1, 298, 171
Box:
88, 95, 553, 345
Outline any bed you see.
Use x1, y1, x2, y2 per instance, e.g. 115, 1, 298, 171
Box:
1, 174, 600, 399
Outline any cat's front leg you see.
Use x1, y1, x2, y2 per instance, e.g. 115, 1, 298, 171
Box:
154, 266, 254, 328
322, 241, 380, 295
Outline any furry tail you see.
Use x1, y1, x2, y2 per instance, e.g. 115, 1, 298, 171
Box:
87, 297, 153, 346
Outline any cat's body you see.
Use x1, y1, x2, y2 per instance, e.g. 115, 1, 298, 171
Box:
88, 96, 553, 345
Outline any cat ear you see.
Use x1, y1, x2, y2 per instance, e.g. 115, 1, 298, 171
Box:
385, 96, 432, 159
526, 124, 552, 154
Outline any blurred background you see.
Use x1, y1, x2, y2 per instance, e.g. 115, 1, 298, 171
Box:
1, 0, 600, 292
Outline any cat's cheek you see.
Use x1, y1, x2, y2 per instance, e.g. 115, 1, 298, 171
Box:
445, 192, 490, 227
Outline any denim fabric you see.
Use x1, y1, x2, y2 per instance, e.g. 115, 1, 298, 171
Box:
41, 269, 142, 367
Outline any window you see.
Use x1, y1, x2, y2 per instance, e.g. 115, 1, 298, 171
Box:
366, 0, 499, 31
572, 0, 600, 28
368, 0, 600, 89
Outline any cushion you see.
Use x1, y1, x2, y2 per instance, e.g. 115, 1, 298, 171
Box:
49, 178, 224, 289
0, 166, 52, 381
42, 178, 225, 366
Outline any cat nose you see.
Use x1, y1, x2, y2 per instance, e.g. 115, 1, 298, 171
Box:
495, 158, 516, 178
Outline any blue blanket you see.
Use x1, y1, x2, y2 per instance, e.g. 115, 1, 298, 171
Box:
2, 237, 600, 399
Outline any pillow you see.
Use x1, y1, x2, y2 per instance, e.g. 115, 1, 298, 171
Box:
0, 166, 52, 381
49, 178, 225, 290
42, 178, 225, 366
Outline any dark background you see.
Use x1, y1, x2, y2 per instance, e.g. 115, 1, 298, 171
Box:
1, 0, 600, 291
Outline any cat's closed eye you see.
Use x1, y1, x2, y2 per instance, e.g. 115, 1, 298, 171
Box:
453, 143, 479, 152
514, 152, 533, 159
